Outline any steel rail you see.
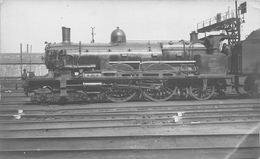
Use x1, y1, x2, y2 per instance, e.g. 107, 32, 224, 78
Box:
0, 102, 259, 113
0, 100, 259, 109
0, 147, 259, 159
0, 132, 258, 138
1, 125, 259, 138
0, 107, 258, 118
1, 148, 258, 159
1, 136, 258, 150
1, 108, 259, 117
0, 116, 259, 131
0, 146, 259, 152
0, 105, 258, 118
0, 122, 259, 139
0, 120, 259, 131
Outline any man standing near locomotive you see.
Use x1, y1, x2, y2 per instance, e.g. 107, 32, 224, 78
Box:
221, 43, 232, 75
221, 43, 231, 56
21, 68, 28, 80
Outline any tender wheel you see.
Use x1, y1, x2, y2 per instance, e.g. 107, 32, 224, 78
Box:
244, 75, 260, 98
190, 79, 215, 100
141, 79, 176, 102
105, 81, 136, 102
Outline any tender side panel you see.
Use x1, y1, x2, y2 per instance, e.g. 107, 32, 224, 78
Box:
242, 38, 260, 75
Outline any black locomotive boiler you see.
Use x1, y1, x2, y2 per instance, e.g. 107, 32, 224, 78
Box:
24, 26, 232, 103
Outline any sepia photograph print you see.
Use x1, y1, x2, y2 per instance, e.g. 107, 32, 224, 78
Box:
0, 0, 259, 159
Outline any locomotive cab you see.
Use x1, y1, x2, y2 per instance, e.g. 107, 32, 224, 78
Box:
192, 34, 231, 75
200, 34, 234, 54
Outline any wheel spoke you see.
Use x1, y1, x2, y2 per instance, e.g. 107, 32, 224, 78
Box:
105, 64, 136, 102
161, 87, 167, 97
142, 64, 176, 102
105, 82, 136, 102
193, 89, 200, 93
142, 80, 175, 102
190, 81, 215, 101
164, 87, 171, 97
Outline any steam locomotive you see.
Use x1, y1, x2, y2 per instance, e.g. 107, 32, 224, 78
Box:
23, 26, 260, 103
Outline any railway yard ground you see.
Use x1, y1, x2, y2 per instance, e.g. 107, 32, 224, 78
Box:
0, 79, 260, 159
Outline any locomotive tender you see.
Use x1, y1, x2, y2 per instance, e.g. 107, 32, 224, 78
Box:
24, 26, 247, 103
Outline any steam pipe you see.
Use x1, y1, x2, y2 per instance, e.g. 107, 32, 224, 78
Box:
189, 41, 203, 60
179, 40, 186, 60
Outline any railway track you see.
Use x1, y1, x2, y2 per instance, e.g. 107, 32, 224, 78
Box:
0, 99, 259, 159
0, 135, 259, 159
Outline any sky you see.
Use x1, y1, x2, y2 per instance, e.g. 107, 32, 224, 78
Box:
0, 0, 259, 53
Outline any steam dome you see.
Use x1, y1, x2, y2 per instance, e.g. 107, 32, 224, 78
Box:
110, 27, 126, 43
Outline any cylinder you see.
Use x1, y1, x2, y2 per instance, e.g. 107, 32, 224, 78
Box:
62, 27, 71, 43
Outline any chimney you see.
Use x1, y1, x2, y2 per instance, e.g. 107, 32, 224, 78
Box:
190, 31, 198, 42
62, 27, 71, 43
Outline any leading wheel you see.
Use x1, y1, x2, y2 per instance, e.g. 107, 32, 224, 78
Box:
189, 79, 215, 100
34, 86, 53, 103
141, 79, 176, 102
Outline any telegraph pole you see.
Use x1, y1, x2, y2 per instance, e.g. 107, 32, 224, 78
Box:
30, 45, 32, 72
20, 43, 23, 76
91, 27, 95, 43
